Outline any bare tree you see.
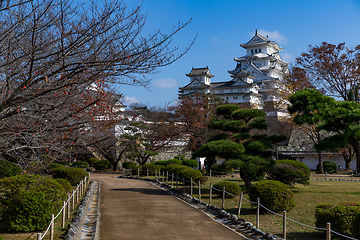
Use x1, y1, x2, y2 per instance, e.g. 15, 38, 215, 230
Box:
0, 0, 194, 172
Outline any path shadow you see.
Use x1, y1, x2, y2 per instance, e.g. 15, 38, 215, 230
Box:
109, 187, 169, 196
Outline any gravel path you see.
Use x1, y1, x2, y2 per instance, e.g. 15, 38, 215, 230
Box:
90, 173, 246, 240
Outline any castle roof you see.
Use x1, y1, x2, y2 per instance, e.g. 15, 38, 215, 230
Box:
240, 30, 283, 51
186, 67, 214, 78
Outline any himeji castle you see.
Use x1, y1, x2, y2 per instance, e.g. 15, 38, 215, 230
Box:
179, 30, 289, 117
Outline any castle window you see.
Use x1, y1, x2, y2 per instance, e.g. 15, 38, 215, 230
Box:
251, 49, 253, 53
259, 49, 262, 53
226, 97, 228, 100
255, 49, 257, 53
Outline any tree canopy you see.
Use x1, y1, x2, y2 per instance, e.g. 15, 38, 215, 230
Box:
0, 0, 193, 171
288, 88, 360, 171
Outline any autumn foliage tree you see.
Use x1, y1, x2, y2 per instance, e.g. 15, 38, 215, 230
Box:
0, 0, 193, 172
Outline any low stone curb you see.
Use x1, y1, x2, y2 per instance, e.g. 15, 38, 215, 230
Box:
64, 180, 101, 240
118, 175, 284, 240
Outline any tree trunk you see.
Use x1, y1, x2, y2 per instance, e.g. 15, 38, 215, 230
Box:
239, 169, 252, 192
350, 140, 360, 173
317, 150, 323, 174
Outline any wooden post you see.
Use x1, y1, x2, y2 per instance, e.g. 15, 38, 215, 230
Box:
183, 177, 185, 192
237, 192, 243, 218
198, 181, 201, 200
137, 167, 140, 178
67, 194, 70, 218
190, 178, 193, 196
147, 168, 149, 178
171, 173, 174, 188
72, 190, 75, 210
166, 171, 168, 184
256, 197, 260, 229
76, 185, 79, 203
326, 222, 331, 240
283, 211, 287, 239
50, 214, 54, 240
210, 169, 212, 177
209, 182, 212, 204
325, 172, 328, 181
222, 186, 225, 209
352, 173, 354, 181
176, 174, 178, 189
37, 233, 41, 240
62, 201, 66, 228
162, 171, 164, 183
122, 168, 125, 176
130, 167, 132, 176
155, 170, 157, 179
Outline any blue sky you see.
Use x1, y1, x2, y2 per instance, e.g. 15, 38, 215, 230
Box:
119, 0, 360, 107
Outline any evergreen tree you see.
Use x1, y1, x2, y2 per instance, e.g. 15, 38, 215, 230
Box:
193, 104, 286, 191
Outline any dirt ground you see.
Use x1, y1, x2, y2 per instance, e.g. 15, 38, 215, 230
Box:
91, 173, 246, 240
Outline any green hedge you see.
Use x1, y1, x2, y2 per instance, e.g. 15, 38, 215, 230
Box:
315, 203, 360, 236
55, 178, 72, 192
142, 163, 160, 174
213, 181, 240, 198
0, 159, 22, 178
51, 167, 88, 185
317, 161, 337, 174
178, 168, 204, 184
165, 165, 189, 175
73, 161, 89, 168
267, 160, 310, 187
154, 160, 168, 166
122, 161, 137, 169
249, 180, 295, 213
182, 159, 198, 168
93, 160, 110, 170
166, 159, 183, 166
352, 213, 360, 238
87, 158, 99, 166
0, 175, 66, 232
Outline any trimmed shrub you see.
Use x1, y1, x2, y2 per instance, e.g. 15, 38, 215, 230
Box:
213, 181, 240, 198
0, 174, 66, 232
0, 159, 22, 178
51, 167, 89, 185
54, 178, 72, 192
93, 160, 110, 171
154, 160, 168, 167
166, 159, 183, 166
352, 213, 360, 238
48, 163, 65, 170
131, 165, 142, 175
142, 163, 160, 174
178, 168, 204, 184
315, 203, 360, 236
73, 161, 89, 168
183, 159, 198, 168
210, 163, 233, 175
87, 158, 99, 166
267, 160, 310, 187
245, 163, 266, 181
249, 180, 295, 213
317, 161, 337, 174
56, 160, 70, 166
157, 165, 166, 172
165, 164, 189, 175
122, 161, 137, 169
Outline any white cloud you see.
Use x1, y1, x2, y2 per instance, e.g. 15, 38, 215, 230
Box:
249, 29, 288, 44
152, 78, 178, 89
281, 52, 294, 63
123, 95, 141, 105
210, 36, 229, 44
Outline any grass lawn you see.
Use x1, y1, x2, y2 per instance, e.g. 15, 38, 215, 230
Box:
168, 176, 360, 240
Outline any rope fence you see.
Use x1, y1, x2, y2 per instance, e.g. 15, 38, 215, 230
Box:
122, 168, 359, 240
36, 176, 90, 240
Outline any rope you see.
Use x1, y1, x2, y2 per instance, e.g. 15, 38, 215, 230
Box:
40, 177, 87, 239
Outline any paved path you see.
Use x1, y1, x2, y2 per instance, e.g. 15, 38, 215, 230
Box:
90, 174, 246, 240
